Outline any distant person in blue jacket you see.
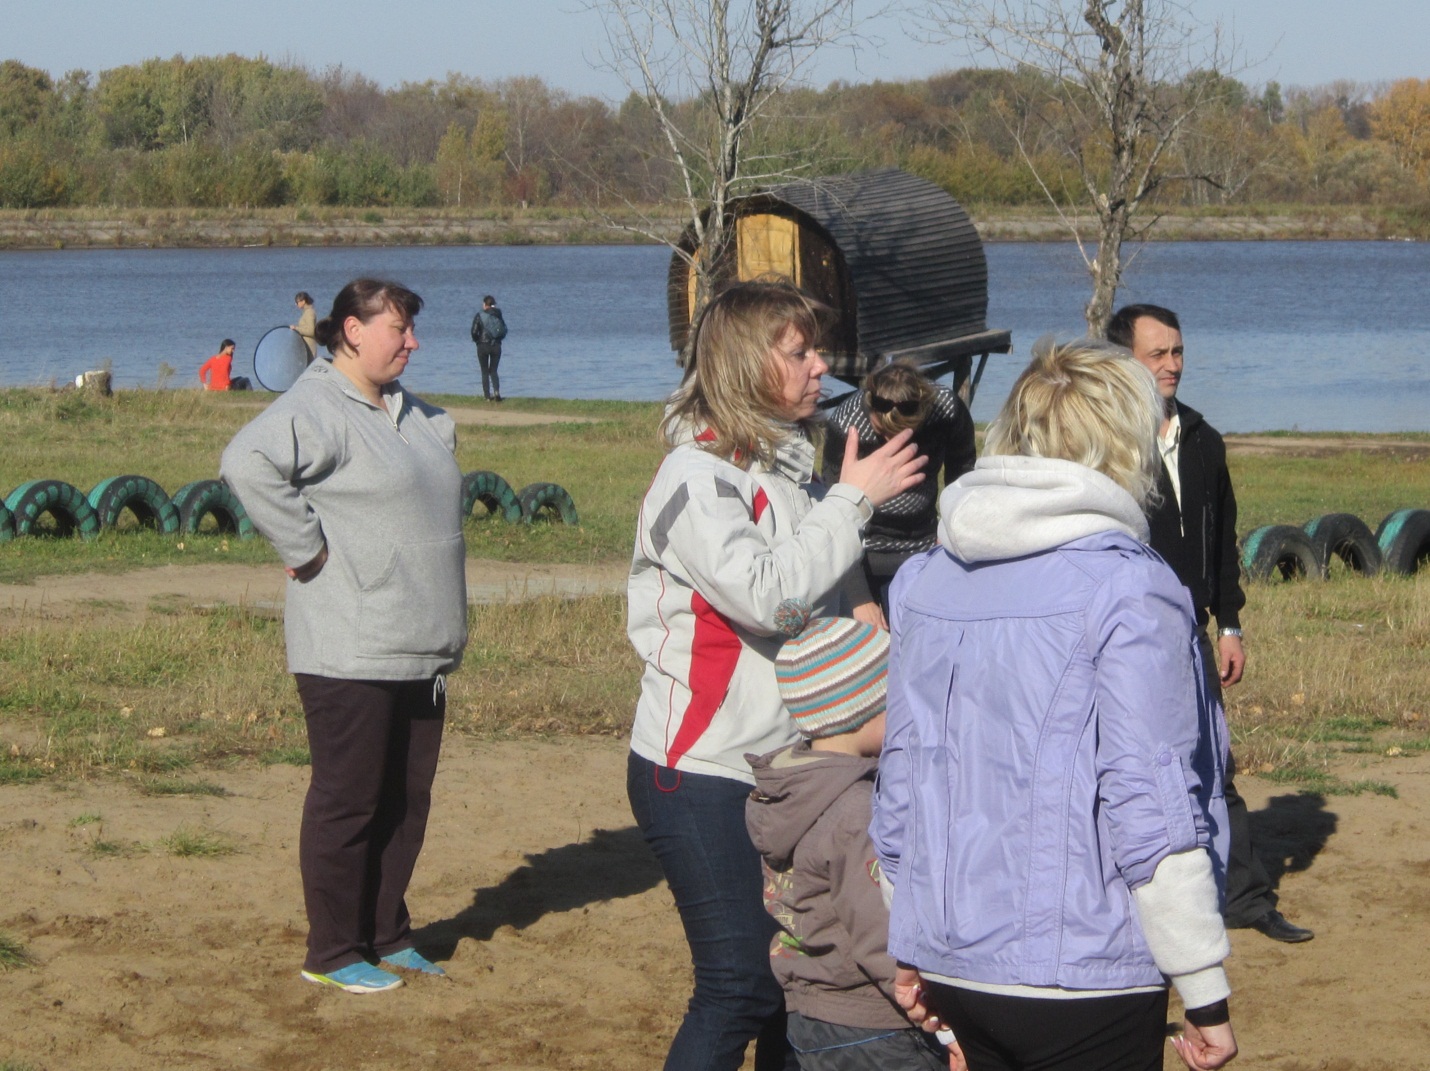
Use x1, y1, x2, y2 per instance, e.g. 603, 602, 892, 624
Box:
470, 294, 507, 402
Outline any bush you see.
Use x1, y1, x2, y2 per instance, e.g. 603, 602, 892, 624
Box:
0, 140, 74, 207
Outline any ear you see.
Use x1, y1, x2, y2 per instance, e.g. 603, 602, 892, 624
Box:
343, 315, 364, 348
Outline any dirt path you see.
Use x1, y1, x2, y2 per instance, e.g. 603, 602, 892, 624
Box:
1223, 435, 1430, 459
0, 740, 1426, 1070
0, 559, 627, 622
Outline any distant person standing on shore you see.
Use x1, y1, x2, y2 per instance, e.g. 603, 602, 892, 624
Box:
199, 339, 237, 391
470, 294, 508, 402
291, 292, 318, 364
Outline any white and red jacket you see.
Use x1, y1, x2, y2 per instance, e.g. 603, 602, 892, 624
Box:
628, 425, 873, 785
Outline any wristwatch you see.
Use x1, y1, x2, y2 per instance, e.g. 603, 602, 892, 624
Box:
1218, 627, 1243, 638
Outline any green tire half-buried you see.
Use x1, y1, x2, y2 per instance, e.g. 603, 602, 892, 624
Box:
1376, 508, 1430, 576
87, 475, 181, 534
461, 470, 524, 523
1302, 512, 1382, 578
517, 482, 579, 526
4, 479, 102, 539
1241, 524, 1317, 582
170, 479, 255, 538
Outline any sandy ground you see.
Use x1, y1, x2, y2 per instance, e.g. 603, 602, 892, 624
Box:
0, 737, 1427, 1071
2, 544, 1428, 1069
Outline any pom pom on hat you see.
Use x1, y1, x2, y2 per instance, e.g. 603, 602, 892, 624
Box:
776, 617, 889, 739
773, 597, 812, 638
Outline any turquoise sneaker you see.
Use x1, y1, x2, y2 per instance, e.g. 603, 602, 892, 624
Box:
300, 962, 404, 993
381, 947, 447, 976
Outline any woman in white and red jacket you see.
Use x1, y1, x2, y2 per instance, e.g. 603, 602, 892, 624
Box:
627, 280, 925, 1071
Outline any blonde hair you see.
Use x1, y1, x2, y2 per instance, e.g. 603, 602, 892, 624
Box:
661, 280, 829, 468
985, 336, 1162, 508
862, 360, 935, 438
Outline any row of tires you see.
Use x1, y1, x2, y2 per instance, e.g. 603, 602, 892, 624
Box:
462, 471, 579, 525
0, 471, 579, 542
1242, 509, 1430, 580
0, 477, 253, 542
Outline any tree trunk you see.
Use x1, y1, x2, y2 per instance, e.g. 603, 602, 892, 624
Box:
1085, 209, 1127, 338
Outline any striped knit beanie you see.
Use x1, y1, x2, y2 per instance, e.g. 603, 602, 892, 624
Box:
776, 617, 889, 739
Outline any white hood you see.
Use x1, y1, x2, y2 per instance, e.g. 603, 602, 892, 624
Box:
938, 455, 1149, 563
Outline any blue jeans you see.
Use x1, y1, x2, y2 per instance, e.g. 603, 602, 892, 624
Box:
628, 752, 795, 1071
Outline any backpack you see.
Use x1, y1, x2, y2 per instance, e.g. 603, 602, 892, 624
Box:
479, 308, 508, 342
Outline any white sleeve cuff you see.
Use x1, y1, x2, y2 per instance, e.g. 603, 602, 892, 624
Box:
1170, 965, 1231, 1011
1130, 849, 1232, 1002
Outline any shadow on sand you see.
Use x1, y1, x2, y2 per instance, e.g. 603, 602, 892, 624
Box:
1250, 792, 1338, 889
413, 825, 662, 959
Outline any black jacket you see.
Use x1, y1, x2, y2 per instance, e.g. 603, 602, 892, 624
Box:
1145, 400, 1244, 631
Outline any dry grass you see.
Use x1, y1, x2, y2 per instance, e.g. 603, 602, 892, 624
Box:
0, 594, 639, 780
1227, 572, 1430, 778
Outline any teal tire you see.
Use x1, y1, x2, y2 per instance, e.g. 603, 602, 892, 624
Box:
4, 479, 101, 539
88, 475, 180, 534
517, 482, 579, 526
1241, 524, 1317, 581
1302, 513, 1381, 578
461, 470, 523, 523
0, 503, 13, 543
171, 479, 254, 538
1375, 509, 1430, 575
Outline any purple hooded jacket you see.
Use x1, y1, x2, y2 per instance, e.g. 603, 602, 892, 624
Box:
871, 456, 1229, 996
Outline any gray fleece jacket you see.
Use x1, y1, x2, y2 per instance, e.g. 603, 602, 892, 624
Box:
221, 359, 468, 680
746, 742, 912, 1031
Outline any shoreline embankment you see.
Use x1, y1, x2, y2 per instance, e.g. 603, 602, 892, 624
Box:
0, 206, 1420, 251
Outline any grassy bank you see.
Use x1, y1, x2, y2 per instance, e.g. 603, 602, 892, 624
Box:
0, 386, 1427, 790
2, 202, 1427, 251
0, 388, 665, 583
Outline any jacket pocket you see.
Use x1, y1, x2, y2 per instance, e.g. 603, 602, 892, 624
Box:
356, 534, 468, 662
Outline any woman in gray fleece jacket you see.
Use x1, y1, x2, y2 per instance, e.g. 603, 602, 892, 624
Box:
222, 278, 467, 995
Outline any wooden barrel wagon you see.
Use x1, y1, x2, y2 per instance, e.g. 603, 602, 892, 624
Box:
667, 167, 1012, 403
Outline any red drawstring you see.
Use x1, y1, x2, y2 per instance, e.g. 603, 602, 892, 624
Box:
654, 766, 682, 793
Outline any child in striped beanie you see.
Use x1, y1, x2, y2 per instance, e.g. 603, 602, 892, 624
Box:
744, 617, 952, 1070
774, 616, 889, 740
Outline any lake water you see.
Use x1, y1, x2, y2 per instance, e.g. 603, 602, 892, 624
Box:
1, 240, 1427, 432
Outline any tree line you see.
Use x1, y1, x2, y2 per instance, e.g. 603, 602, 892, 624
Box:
1, 53, 1428, 215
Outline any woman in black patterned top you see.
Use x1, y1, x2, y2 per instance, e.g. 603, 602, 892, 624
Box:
821, 361, 976, 627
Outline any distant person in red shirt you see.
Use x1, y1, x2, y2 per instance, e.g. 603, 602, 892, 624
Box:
199, 339, 237, 391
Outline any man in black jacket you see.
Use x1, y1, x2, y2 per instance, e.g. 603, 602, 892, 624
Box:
1109, 303, 1314, 944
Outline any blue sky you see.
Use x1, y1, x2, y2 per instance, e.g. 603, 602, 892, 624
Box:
7, 1, 1427, 95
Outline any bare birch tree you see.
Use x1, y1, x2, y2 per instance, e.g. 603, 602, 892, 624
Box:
586, 0, 867, 354
921, 0, 1239, 334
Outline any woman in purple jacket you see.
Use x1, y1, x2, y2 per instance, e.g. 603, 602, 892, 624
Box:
872, 339, 1238, 1071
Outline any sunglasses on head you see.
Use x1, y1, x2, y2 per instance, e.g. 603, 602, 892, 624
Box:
868, 395, 921, 417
